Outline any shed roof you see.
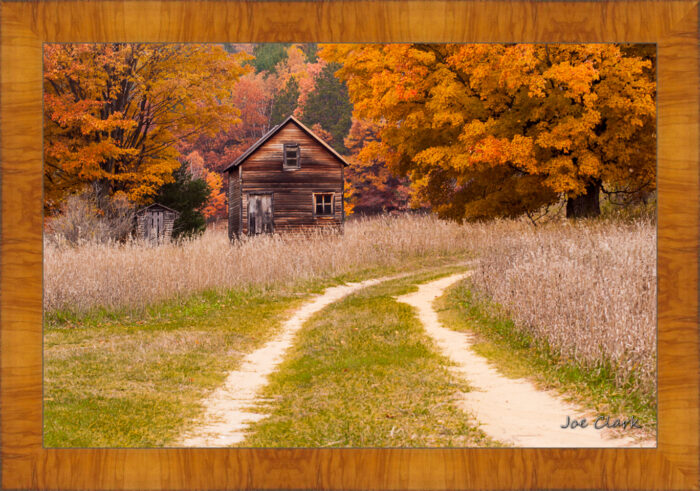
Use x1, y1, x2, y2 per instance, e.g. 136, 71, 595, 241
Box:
136, 203, 180, 215
222, 115, 350, 172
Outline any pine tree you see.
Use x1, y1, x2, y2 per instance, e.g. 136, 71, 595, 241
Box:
270, 78, 300, 125
300, 43, 318, 62
251, 43, 291, 74
155, 161, 211, 239
300, 62, 353, 154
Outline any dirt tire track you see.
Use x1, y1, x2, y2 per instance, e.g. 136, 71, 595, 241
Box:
177, 276, 394, 447
396, 272, 655, 448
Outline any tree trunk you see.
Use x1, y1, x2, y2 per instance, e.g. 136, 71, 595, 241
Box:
566, 181, 601, 219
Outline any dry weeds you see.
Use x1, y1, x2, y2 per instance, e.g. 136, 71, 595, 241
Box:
44, 214, 472, 314
464, 218, 656, 393
44, 214, 656, 392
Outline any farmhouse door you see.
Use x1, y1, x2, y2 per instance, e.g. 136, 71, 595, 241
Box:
145, 211, 164, 242
248, 194, 273, 235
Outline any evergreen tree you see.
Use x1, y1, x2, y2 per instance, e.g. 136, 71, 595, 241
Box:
155, 161, 211, 239
251, 43, 291, 73
270, 78, 300, 125
301, 62, 353, 154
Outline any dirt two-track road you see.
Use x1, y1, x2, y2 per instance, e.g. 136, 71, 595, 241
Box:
179, 271, 654, 448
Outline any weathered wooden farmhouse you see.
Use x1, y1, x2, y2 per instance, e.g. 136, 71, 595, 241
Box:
223, 115, 350, 238
135, 203, 179, 243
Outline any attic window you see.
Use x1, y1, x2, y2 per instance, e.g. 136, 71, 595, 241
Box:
283, 143, 300, 169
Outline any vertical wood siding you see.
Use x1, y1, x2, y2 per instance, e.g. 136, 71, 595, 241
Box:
136, 207, 178, 243
228, 171, 242, 240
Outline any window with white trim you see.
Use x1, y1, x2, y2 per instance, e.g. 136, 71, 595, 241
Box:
283, 143, 300, 169
314, 193, 334, 216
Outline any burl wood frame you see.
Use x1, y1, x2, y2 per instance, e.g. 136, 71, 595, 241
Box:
1, 1, 698, 489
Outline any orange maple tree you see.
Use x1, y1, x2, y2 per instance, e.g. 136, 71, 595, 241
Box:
182, 151, 226, 220
274, 45, 326, 114
343, 118, 412, 216
321, 43, 656, 219
178, 70, 277, 220
43, 43, 249, 211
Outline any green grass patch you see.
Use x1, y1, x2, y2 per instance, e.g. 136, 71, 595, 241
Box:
44, 287, 309, 447
436, 281, 657, 436
239, 269, 500, 448
43, 255, 473, 447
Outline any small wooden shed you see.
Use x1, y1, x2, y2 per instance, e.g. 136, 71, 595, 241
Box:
135, 203, 179, 243
223, 115, 350, 239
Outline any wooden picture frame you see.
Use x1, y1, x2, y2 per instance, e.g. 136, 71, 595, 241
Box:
1, 1, 697, 489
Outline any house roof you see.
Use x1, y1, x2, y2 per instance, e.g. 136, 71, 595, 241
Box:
222, 115, 350, 172
136, 203, 180, 215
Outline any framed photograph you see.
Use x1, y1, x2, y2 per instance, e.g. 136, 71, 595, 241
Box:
1, 1, 698, 489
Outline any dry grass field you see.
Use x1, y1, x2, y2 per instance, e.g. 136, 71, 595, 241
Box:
463, 218, 656, 394
43, 214, 657, 446
44, 214, 474, 314
44, 213, 656, 404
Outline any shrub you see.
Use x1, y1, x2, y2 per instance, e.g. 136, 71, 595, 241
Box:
155, 161, 211, 239
46, 187, 135, 245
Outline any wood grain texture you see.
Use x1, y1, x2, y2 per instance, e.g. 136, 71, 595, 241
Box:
1, 1, 698, 489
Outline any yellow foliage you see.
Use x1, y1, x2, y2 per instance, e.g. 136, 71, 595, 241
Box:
44, 43, 249, 210
322, 43, 656, 219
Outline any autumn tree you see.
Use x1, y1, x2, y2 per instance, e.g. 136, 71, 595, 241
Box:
343, 118, 412, 215
184, 151, 226, 220
178, 70, 276, 220
43, 43, 249, 211
321, 44, 656, 220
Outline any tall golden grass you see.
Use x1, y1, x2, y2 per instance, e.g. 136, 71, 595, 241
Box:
44, 214, 473, 313
465, 218, 656, 393
44, 214, 656, 390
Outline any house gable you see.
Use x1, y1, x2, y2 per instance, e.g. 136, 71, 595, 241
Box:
223, 115, 349, 173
